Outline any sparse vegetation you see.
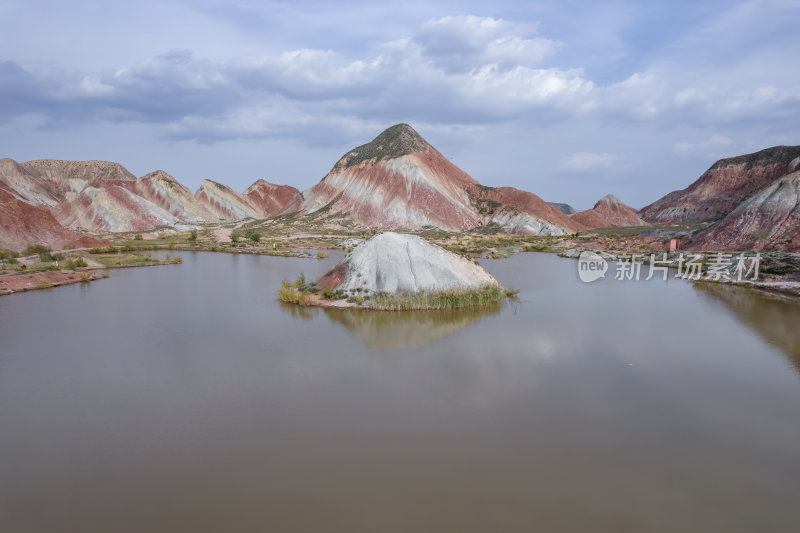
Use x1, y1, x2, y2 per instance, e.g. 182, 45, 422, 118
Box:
24, 244, 53, 261
369, 284, 517, 311
63, 257, 88, 270
279, 273, 320, 304
752, 229, 771, 241
279, 284, 301, 304
322, 286, 344, 300
279, 271, 517, 311
89, 246, 117, 254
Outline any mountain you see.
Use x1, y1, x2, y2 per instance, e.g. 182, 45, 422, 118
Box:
283, 124, 582, 235
690, 171, 800, 252
133, 170, 213, 223
640, 145, 800, 223
52, 184, 182, 232
474, 186, 585, 234
0, 159, 183, 233
0, 158, 62, 207
284, 124, 482, 230
1, 157, 308, 237
571, 194, 644, 229
0, 158, 136, 207
195, 179, 262, 222
0, 190, 105, 251
549, 202, 577, 215
245, 179, 301, 217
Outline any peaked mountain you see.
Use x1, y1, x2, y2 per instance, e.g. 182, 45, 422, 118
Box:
571, 194, 644, 229
690, 170, 800, 252
640, 145, 800, 223
245, 179, 301, 217
195, 179, 262, 222
132, 170, 213, 223
283, 124, 583, 235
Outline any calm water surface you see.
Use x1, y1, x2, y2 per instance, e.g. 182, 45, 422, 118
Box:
1, 251, 799, 533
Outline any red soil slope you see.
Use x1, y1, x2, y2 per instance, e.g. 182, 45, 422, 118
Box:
0, 190, 106, 251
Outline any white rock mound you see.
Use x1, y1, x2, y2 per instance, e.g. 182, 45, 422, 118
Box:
329, 232, 499, 293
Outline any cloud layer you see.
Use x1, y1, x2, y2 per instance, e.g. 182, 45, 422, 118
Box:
1, 1, 798, 209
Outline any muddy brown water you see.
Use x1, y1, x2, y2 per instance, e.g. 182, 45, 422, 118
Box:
1, 251, 799, 533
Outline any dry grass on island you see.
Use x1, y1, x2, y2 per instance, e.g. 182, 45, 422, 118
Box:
279, 273, 517, 311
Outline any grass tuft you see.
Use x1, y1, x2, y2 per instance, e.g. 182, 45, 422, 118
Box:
368, 284, 515, 311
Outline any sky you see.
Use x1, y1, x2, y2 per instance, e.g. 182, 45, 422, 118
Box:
1, 0, 798, 210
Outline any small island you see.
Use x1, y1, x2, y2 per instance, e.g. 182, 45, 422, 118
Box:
279, 232, 518, 310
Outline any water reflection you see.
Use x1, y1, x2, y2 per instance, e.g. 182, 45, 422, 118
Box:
3, 252, 800, 532
694, 283, 800, 367
320, 302, 504, 349
279, 301, 320, 321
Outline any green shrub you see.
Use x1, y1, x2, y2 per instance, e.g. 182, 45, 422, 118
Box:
63, 257, 88, 270
89, 246, 117, 254
24, 244, 54, 261
24, 244, 50, 257
322, 286, 344, 300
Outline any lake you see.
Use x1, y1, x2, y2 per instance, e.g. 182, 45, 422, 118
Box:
1, 251, 799, 533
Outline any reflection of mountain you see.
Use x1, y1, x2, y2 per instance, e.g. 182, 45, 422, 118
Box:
323, 303, 503, 350
694, 283, 800, 367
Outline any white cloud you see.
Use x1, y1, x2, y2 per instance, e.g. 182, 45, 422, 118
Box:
414, 15, 559, 72
2, 4, 799, 209
561, 152, 622, 171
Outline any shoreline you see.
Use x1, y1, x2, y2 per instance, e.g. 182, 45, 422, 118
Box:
0, 257, 182, 297
4, 227, 799, 299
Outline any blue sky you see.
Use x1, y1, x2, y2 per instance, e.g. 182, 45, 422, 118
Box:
1, 0, 798, 210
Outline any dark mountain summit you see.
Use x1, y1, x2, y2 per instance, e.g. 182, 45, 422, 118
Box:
332, 124, 433, 171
